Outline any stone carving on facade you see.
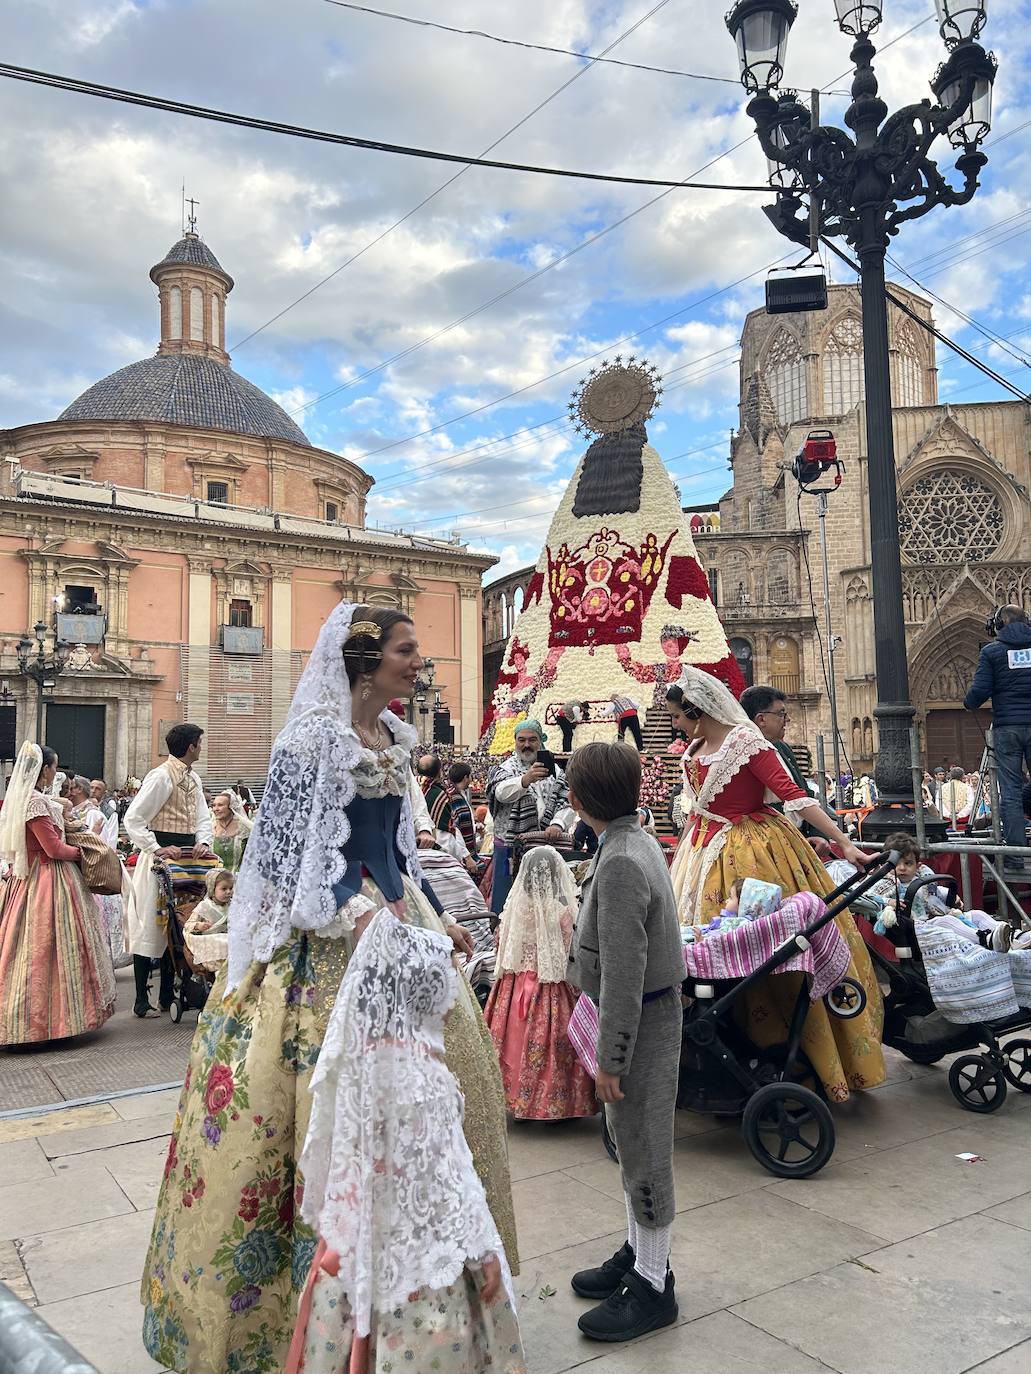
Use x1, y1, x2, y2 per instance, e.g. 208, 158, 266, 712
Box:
898, 469, 1004, 565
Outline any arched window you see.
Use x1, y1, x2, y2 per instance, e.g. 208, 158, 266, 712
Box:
210, 294, 220, 347
893, 320, 923, 407
729, 636, 754, 688
169, 286, 182, 339
764, 329, 809, 426
769, 635, 800, 695
190, 286, 204, 342
767, 549, 792, 603
822, 316, 864, 414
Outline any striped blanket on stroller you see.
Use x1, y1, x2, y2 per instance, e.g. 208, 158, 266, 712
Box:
682, 892, 851, 1002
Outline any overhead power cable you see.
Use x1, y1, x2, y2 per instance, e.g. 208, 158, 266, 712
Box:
0, 62, 775, 195
886, 253, 1031, 370
234, 0, 676, 348
322, 0, 745, 84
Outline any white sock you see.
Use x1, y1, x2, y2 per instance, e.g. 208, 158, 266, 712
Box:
624, 1192, 638, 1256
633, 1222, 672, 1293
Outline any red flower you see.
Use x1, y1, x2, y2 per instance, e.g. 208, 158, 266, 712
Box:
238, 1196, 259, 1222
183, 1066, 192, 1095
193, 1178, 206, 1199
259, 1179, 278, 1198
278, 1195, 293, 1230
204, 1064, 235, 1115
183, 1193, 194, 1208
163, 1136, 178, 1179
183, 1166, 191, 1182
252, 1114, 264, 1126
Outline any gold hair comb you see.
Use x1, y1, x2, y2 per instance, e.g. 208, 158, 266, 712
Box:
347, 620, 383, 642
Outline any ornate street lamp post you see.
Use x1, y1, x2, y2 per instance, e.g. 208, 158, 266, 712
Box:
17, 620, 72, 745
415, 657, 436, 744
725, 0, 996, 839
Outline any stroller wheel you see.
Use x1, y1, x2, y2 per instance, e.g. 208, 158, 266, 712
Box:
825, 977, 867, 1020
741, 1082, 835, 1179
1001, 1038, 1031, 1093
948, 1054, 1007, 1113
168, 998, 182, 1024
601, 1112, 619, 1164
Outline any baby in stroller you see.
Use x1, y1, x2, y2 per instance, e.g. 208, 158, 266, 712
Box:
182, 868, 234, 974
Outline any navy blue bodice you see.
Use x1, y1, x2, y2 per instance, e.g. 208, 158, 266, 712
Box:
331, 792, 443, 915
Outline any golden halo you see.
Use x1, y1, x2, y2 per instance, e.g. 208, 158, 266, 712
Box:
569, 356, 662, 438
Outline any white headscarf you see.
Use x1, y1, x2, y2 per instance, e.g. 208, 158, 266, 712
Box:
299, 910, 510, 1337
495, 845, 578, 983
225, 602, 421, 990
676, 664, 752, 728
0, 742, 44, 879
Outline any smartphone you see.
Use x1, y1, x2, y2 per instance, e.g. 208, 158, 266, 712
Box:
535, 748, 557, 777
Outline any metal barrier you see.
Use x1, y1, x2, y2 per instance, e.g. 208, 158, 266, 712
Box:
924, 841, 1031, 918
0, 1281, 100, 1373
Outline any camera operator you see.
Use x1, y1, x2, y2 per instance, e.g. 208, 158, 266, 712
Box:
964, 605, 1031, 873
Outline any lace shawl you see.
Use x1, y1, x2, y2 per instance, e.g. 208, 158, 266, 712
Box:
226, 602, 423, 990
0, 742, 45, 879
299, 910, 507, 1336
495, 845, 577, 983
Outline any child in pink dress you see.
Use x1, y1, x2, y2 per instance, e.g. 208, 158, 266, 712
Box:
286, 909, 526, 1374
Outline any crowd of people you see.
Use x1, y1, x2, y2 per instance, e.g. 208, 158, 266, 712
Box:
1, 597, 1028, 1372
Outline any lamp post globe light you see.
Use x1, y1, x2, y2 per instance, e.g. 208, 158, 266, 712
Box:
725, 0, 996, 841
17, 620, 72, 745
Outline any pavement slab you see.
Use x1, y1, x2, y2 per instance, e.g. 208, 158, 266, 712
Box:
576, 1310, 837, 1372
0, 1136, 54, 1185
52, 1134, 172, 1210
37, 1111, 176, 1159
0, 1164, 135, 1241
36, 1280, 168, 1374
20, 1208, 157, 1305
109, 1087, 182, 1122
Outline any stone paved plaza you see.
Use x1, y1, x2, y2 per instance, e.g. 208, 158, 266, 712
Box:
1, 965, 1030, 1374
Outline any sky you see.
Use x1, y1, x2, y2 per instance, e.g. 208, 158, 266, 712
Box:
2, 0, 1029, 584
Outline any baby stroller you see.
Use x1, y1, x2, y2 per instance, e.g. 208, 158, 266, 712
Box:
861, 871, 1031, 1114
157, 862, 215, 1024
602, 856, 897, 1180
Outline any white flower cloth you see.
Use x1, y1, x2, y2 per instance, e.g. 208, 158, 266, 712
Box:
299, 909, 511, 1338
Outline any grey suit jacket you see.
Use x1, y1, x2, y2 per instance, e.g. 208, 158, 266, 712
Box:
567, 815, 684, 1076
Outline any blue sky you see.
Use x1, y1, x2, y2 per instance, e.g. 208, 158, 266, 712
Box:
1, 0, 1028, 583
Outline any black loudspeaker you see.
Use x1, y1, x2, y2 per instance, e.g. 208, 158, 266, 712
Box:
433, 710, 453, 746
765, 267, 828, 315
0, 706, 16, 760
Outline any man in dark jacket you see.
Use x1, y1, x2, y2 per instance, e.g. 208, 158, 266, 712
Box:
965, 606, 1031, 871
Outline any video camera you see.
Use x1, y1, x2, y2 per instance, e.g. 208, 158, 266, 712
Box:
791, 430, 843, 491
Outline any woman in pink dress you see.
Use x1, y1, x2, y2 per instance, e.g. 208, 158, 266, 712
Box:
0, 742, 116, 1044
485, 845, 597, 1120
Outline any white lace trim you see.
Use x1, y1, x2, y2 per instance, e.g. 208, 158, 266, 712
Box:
685, 724, 770, 824
495, 846, 577, 983
784, 794, 813, 815
299, 911, 503, 1338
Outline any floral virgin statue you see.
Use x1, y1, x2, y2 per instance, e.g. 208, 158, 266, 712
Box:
141, 602, 518, 1374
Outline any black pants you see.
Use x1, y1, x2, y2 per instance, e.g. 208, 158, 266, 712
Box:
618, 714, 644, 750
558, 718, 576, 752
134, 828, 195, 1016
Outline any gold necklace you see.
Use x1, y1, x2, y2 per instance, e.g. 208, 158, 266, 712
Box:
354, 719, 388, 751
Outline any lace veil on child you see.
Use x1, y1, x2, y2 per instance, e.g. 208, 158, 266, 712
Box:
288, 908, 526, 1374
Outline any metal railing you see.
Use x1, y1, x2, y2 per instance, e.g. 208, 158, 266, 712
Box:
0, 1280, 100, 1372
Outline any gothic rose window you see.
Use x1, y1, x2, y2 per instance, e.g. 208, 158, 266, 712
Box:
822, 316, 864, 414
764, 329, 808, 427
898, 470, 1004, 564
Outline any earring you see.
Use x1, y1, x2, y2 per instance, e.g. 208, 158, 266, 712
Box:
360, 675, 372, 702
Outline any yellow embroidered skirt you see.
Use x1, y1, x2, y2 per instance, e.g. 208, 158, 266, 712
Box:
682, 813, 885, 1103
141, 879, 518, 1374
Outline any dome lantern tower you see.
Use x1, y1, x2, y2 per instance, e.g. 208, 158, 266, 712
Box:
149, 222, 234, 365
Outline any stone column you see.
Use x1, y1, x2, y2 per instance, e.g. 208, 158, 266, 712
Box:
270, 569, 293, 737
458, 583, 480, 748
186, 557, 212, 735
114, 695, 129, 786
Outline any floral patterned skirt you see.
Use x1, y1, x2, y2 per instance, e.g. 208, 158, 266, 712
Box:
285, 1241, 526, 1373
485, 972, 598, 1120
141, 880, 518, 1374
683, 813, 886, 1103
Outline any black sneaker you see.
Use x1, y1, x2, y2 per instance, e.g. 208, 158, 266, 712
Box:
570, 1242, 635, 1300
577, 1268, 678, 1343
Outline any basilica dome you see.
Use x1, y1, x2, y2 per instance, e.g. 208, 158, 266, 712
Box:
58, 230, 310, 448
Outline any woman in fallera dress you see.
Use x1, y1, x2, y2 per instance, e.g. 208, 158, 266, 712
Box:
667, 666, 886, 1103
210, 788, 252, 872
0, 743, 116, 1044
141, 603, 518, 1374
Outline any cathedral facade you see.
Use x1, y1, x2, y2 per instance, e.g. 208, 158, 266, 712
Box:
692, 282, 1031, 772
0, 232, 493, 788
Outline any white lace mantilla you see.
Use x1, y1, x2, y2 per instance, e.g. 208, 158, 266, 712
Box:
226, 602, 424, 990
495, 845, 577, 983
300, 911, 507, 1337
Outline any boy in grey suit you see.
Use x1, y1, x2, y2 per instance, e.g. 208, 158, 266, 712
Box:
565, 742, 684, 1342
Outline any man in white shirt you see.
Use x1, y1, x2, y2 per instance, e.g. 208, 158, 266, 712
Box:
124, 723, 214, 1018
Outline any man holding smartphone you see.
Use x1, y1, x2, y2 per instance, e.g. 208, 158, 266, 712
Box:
485, 720, 575, 913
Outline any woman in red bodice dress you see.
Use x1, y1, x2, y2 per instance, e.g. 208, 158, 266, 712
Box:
0, 742, 116, 1044
667, 667, 885, 1102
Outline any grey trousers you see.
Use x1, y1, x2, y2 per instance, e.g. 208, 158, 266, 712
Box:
606, 988, 681, 1229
